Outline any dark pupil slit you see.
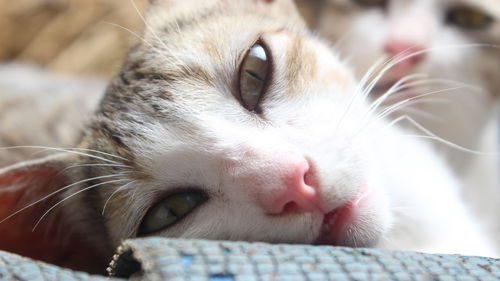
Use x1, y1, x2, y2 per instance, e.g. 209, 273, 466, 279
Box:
246, 70, 264, 82
168, 208, 178, 217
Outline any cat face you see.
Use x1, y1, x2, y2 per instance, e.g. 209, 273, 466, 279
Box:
318, 0, 500, 92
93, 0, 389, 247
315, 0, 500, 162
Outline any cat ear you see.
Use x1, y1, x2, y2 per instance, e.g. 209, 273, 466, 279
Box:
0, 154, 109, 273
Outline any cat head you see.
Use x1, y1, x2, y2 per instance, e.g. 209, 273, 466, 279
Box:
316, 0, 500, 92
315, 0, 500, 158
0, 0, 392, 272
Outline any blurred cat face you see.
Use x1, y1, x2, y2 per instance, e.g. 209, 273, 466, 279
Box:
315, 0, 500, 166
317, 0, 500, 92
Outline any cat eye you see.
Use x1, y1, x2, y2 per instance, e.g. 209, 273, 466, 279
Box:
238, 42, 271, 112
446, 6, 493, 30
352, 0, 387, 8
138, 191, 206, 235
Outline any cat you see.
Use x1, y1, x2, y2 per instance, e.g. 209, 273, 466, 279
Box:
305, 0, 500, 248
310, 0, 499, 166
0, 0, 496, 274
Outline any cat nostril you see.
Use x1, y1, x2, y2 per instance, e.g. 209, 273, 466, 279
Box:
282, 202, 301, 214
262, 158, 321, 215
304, 167, 316, 188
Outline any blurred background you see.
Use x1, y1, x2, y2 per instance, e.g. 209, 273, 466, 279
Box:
0, 0, 149, 77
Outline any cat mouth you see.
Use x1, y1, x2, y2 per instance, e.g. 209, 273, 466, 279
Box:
314, 188, 371, 246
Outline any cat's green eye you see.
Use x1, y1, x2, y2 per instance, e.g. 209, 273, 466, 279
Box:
352, 0, 387, 8
138, 191, 205, 235
446, 6, 493, 30
239, 43, 270, 112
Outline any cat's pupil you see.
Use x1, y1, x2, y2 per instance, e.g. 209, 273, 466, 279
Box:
238, 42, 270, 113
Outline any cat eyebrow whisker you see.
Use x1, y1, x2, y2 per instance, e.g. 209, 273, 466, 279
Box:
101, 180, 138, 216
33, 178, 130, 232
128, 0, 185, 68
0, 173, 129, 226
103, 22, 179, 68
0, 146, 125, 164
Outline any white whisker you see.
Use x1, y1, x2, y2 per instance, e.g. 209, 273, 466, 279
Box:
60, 163, 132, 174
357, 43, 497, 114
0, 173, 128, 225
102, 180, 138, 215
0, 146, 122, 164
337, 51, 413, 134
28, 146, 130, 162
388, 98, 448, 122
353, 86, 464, 141
33, 178, 129, 231
66, 147, 129, 161
360, 49, 416, 100
364, 73, 426, 120
376, 78, 480, 108
375, 86, 465, 121
384, 115, 499, 156
403, 134, 499, 155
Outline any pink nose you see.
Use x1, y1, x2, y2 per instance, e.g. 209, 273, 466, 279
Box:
385, 40, 425, 71
259, 158, 320, 215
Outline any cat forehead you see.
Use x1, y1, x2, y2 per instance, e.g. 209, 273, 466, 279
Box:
145, 0, 303, 34
95, 0, 353, 156
128, 0, 309, 89
106, 0, 346, 110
